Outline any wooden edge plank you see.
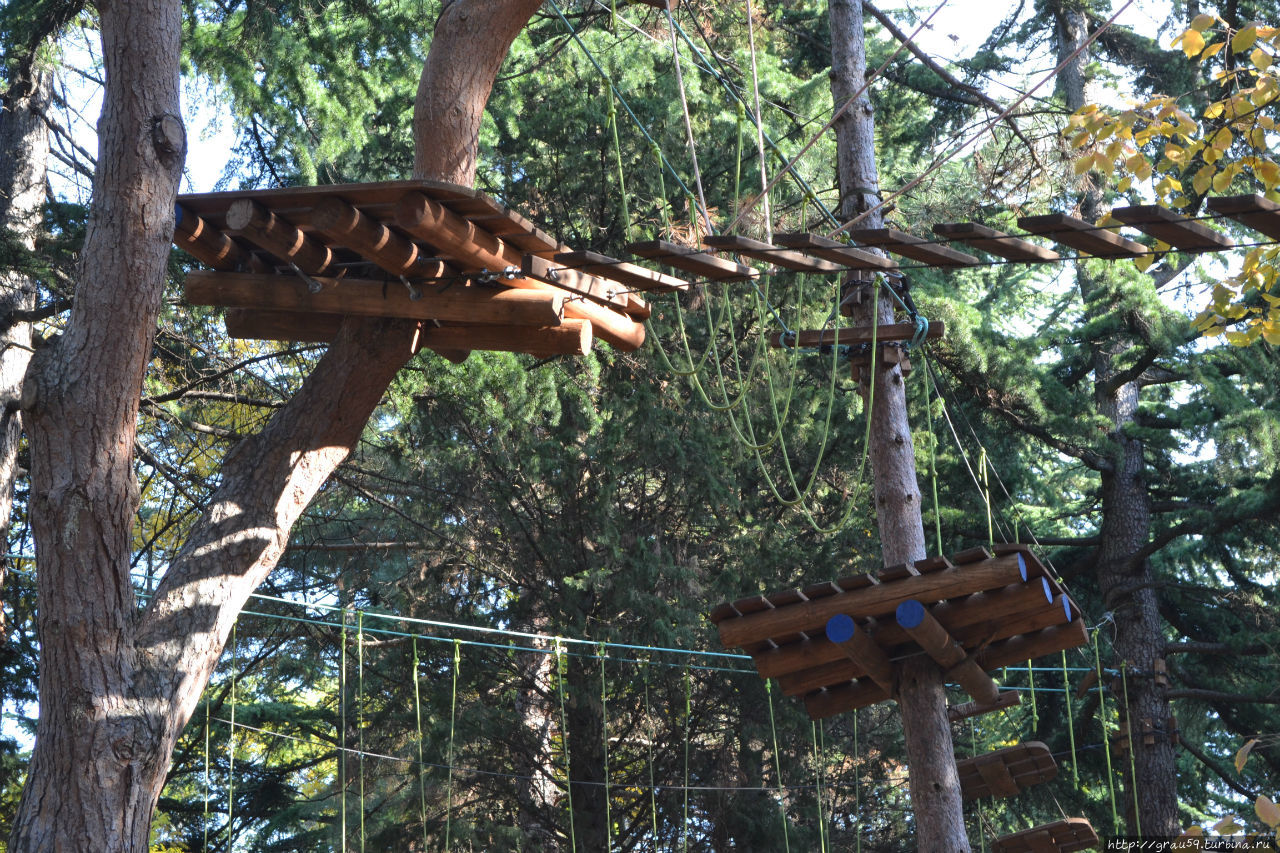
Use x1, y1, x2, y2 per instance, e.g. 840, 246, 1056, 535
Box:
708, 603, 739, 624
770, 321, 945, 349
1207, 194, 1280, 240
773, 232, 898, 269
950, 546, 994, 565
974, 758, 1022, 798
948, 690, 1020, 722
554, 250, 689, 292
1016, 212, 1147, 257
522, 254, 628, 309
702, 234, 843, 273
932, 222, 1060, 261
1111, 204, 1233, 251
627, 239, 758, 281
854, 227, 981, 266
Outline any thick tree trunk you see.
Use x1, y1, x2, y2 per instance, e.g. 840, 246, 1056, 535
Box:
8, 1, 542, 849
828, 3, 967, 851
1050, 1, 1179, 836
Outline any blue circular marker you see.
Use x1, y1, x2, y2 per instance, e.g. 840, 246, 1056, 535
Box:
1039, 576, 1052, 602
896, 599, 926, 629
1016, 552, 1028, 581
826, 613, 856, 644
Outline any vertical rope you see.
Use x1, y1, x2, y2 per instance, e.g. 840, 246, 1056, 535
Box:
1121, 663, 1142, 836
599, 643, 613, 853
357, 612, 366, 853
682, 665, 691, 853
980, 447, 993, 547
203, 698, 211, 850
555, 638, 578, 853
1061, 650, 1079, 785
765, 679, 791, 852
810, 721, 827, 853
644, 661, 659, 847
226, 624, 237, 848
971, 723, 986, 853
444, 639, 460, 851
1026, 661, 1038, 734
664, 3, 713, 235
607, 100, 633, 243
923, 353, 944, 555
853, 712, 861, 853
340, 610, 348, 851
412, 638, 428, 851
744, 0, 773, 240
1094, 633, 1121, 834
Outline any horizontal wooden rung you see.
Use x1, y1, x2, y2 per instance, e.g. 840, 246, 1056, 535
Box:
702, 234, 842, 273
1110, 204, 1233, 252
553, 250, 689, 292
992, 818, 1097, 853
1205, 193, 1280, 240
957, 741, 1057, 801
932, 222, 1059, 262
521, 254, 628, 309
773, 232, 897, 269
853, 228, 980, 267
1017, 212, 1145, 258
627, 239, 757, 281
769, 321, 945, 349
947, 691, 1020, 722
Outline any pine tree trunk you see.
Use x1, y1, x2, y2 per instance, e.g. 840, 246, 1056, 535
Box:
827, 2, 968, 850
7, 2, 542, 849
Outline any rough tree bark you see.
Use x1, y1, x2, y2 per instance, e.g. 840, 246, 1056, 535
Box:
7, 1, 543, 849
1050, 1, 1179, 836
828, 2, 968, 851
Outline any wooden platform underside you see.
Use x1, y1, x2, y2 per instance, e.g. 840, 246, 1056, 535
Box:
992, 818, 1098, 853
710, 544, 1087, 720
957, 741, 1058, 800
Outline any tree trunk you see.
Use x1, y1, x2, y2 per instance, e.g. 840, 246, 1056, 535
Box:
8, 1, 542, 849
1049, 1, 1179, 836
828, 2, 967, 850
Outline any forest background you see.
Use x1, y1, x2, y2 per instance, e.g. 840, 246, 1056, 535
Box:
1, 0, 1279, 850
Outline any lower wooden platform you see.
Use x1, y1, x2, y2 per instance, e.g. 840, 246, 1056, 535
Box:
992, 818, 1098, 853
958, 741, 1057, 800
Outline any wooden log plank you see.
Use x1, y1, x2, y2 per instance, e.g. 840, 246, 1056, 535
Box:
853, 227, 980, 266
1016, 212, 1146, 258
976, 620, 1089, 671
718, 552, 1031, 650
770, 321, 945, 349
627, 239, 758, 281
174, 205, 265, 272
755, 578, 1051, 679
310, 195, 452, 279
804, 678, 890, 719
397, 192, 643, 351
932, 222, 1059, 262
825, 614, 894, 694
1111, 204, 1233, 251
702, 234, 843, 273
947, 691, 1020, 722
184, 271, 565, 327
773, 232, 898, 269
1206, 193, 1280, 240
226, 308, 341, 343
897, 600, 999, 705
225, 199, 334, 275
624, 293, 651, 321
973, 757, 1022, 798
521, 254, 628, 309
992, 818, 1097, 853
553, 250, 689, 292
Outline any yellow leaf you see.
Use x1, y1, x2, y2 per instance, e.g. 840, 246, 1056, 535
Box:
1213, 167, 1236, 192
1214, 814, 1243, 834
1181, 28, 1207, 58
1194, 164, 1216, 195
1234, 25, 1258, 53
1204, 41, 1227, 58
1073, 155, 1094, 175
1214, 127, 1235, 150
1237, 739, 1259, 772
1253, 47, 1274, 71
1190, 13, 1216, 32
1257, 160, 1280, 189
1117, 176, 1133, 192
1261, 323, 1280, 346
1134, 253, 1155, 272
1249, 127, 1269, 149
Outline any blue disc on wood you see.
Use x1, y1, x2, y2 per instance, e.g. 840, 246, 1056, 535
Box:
1016, 552, 1027, 581
826, 613, 856, 644
1039, 576, 1052, 602
174, 204, 184, 226
896, 599, 926, 629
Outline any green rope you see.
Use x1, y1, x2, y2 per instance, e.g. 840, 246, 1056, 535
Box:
644, 661, 659, 847
607, 100, 633, 244
853, 712, 861, 853
358, 612, 365, 853
972, 723, 986, 853
1094, 632, 1121, 834
922, 351, 944, 555
765, 680, 791, 852
1062, 650, 1079, 786
981, 447, 993, 548
682, 665, 691, 853
555, 638, 577, 853
1121, 663, 1141, 836
227, 624, 237, 848
412, 638, 428, 852
445, 639, 460, 851
1027, 660, 1038, 734
734, 100, 745, 219
810, 721, 827, 853
651, 143, 672, 236
599, 643, 613, 853
340, 610, 347, 850
203, 698, 211, 850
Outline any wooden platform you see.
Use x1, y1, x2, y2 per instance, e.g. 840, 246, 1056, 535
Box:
173, 180, 682, 356
957, 741, 1057, 800
709, 544, 1086, 720
992, 818, 1098, 853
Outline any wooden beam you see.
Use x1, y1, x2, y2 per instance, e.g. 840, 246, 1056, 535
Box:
396, 192, 644, 351
769, 321, 945, 349
702, 234, 843, 273
1016, 212, 1146, 258
627, 239, 758, 281
773, 232, 897, 269
718, 552, 1031, 650
896, 599, 999, 705
804, 678, 890, 719
1205, 193, 1280, 240
225, 308, 341, 343
310, 195, 452, 279
975, 618, 1089, 671
947, 691, 1020, 722
992, 818, 1097, 853
853, 227, 980, 266
754, 577, 1052, 678
521, 253, 629, 309
957, 741, 1057, 801
184, 271, 565, 327
932, 222, 1059, 262
825, 614, 894, 695
174, 205, 264, 272
1110, 204, 1233, 251
225, 199, 334, 275
553, 250, 689, 292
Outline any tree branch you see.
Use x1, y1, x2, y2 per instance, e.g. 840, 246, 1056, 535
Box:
1177, 735, 1259, 799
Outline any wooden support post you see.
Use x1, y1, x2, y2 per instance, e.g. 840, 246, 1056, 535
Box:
896, 600, 999, 705
825, 614, 894, 695
225, 199, 334, 275
769, 321, 945, 349
397, 191, 644, 351
947, 691, 1020, 722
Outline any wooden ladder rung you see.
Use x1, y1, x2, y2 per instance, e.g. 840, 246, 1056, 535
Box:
553, 250, 689, 292
992, 818, 1097, 853
773, 232, 898, 269
1017, 212, 1145, 258
702, 234, 843, 273
1205, 193, 1280, 240
854, 227, 980, 266
1111, 204, 1233, 251
627, 239, 757, 281
933, 222, 1059, 262
768, 321, 945, 349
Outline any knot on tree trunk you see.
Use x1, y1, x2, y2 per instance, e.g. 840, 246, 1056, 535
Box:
150, 113, 186, 170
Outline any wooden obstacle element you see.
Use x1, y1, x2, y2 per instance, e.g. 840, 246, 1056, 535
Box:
627, 239, 757, 281
957, 741, 1057, 800
1111, 205, 1233, 252
710, 544, 1086, 720
1205, 194, 1280, 241
773, 233, 898, 270
933, 222, 1060, 262
702, 234, 843, 273
992, 818, 1098, 853
172, 180, 670, 357
855, 227, 980, 266
768, 321, 944, 349
1017, 212, 1145, 258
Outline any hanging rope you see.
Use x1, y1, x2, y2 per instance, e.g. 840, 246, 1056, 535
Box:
971, 722, 986, 853
444, 638, 461, 850
744, 0, 772, 240
227, 624, 237, 849
765, 679, 792, 852
599, 643, 613, 853
810, 721, 828, 853
922, 351, 944, 555
1121, 662, 1142, 837
664, 1, 713, 236
1026, 660, 1038, 734
555, 638, 578, 853
682, 665, 691, 853
412, 638, 429, 851
853, 711, 861, 853
357, 612, 366, 853
1094, 631, 1121, 834
340, 610, 348, 850
1061, 650, 1079, 786
644, 660, 659, 846
607, 98, 634, 244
